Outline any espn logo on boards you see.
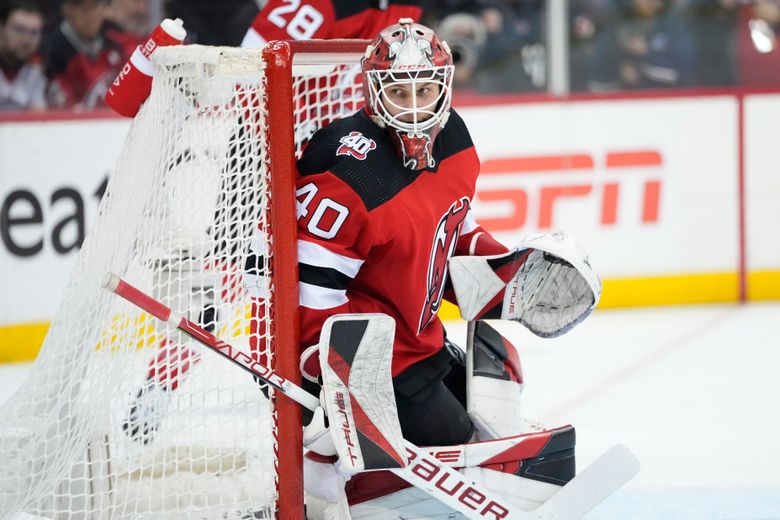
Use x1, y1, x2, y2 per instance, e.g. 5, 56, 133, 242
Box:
475, 150, 663, 231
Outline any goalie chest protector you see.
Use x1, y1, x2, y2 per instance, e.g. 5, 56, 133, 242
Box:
295, 108, 479, 376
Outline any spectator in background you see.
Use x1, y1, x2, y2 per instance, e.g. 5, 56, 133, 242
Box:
165, 0, 255, 46
41, 0, 136, 109
588, 0, 695, 91
434, 0, 545, 93
0, 0, 46, 110
35, 0, 60, 32
225, 0, 262, 47
481, 0, 545, 92
685, 0, 738, 87
420, 0, 474, 27
106, 0, 149, 37
752, 0, 780, 31
569, 0, 620, 91
435, 11, 487, 87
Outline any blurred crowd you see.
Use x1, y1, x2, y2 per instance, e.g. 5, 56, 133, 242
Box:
2, 0, 780, 112
429, 0, 780, 93
569, 0, 780, 91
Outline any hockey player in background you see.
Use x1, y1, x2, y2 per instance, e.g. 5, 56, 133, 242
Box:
243, 18, 605, 518
239, 0, 423, 49
240, 0, 425, 131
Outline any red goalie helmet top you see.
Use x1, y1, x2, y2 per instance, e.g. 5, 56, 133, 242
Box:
361, 19, 454, 170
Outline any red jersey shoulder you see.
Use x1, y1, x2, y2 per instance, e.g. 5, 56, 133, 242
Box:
298, 112, 429, 212
296, 171, 369, 259
435, 108, 475, 161
298, 111, 388, 176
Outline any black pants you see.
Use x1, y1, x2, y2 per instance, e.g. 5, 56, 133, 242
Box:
393, 347, 474, 446
302, 346, 474, 448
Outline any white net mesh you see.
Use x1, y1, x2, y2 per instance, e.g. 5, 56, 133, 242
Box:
0, 44, 364, 520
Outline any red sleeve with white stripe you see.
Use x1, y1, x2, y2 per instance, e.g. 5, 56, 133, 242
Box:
455, 207, 508, 257
241, 0, 336, 48
295, 172, 370, 350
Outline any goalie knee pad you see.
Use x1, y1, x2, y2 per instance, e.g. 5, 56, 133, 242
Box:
467, 321, 530, 439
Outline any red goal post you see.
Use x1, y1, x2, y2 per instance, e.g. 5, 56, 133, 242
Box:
264, 39, 369, 519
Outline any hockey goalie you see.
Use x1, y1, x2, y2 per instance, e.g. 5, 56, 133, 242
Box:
242, 19, 639, 520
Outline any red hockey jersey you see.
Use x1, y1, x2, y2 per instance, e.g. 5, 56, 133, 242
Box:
42, 22, 139, 109
241, 0, 422, 48
293, 109, 506, 376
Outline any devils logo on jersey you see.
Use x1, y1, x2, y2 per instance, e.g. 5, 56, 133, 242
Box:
337, 131, 377, 160
418, 197, 470, 334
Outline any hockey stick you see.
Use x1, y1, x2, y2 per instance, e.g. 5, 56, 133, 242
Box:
102, 273, 319, 410
103, 272, 637, 520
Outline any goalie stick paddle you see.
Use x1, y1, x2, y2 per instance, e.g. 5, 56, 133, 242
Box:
103, 272, 638, 520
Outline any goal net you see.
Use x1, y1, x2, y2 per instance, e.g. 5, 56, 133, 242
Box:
0, 41, 366, 520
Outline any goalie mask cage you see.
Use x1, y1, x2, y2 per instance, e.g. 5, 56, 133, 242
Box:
0, 40, 367, 520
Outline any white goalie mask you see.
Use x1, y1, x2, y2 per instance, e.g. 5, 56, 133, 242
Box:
362, 19, 454, 170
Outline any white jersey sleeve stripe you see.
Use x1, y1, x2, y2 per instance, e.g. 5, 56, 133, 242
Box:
462, 207, 479, 235
299, 281, 348, 310
298, 240, 364, 278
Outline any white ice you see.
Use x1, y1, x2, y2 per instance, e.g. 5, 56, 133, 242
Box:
2, 302, 779, 519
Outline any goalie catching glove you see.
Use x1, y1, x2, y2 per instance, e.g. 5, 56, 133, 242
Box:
449, 231, 601, 337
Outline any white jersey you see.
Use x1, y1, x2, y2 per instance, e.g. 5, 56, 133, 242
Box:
0, 62, 46, 111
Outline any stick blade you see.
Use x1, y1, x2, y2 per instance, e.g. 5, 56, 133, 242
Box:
534, 444, 639, 520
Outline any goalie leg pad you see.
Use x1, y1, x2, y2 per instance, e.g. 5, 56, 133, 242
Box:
318, 314, 408, 475
467, 321, 529, 440
346, 426, 576, 517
